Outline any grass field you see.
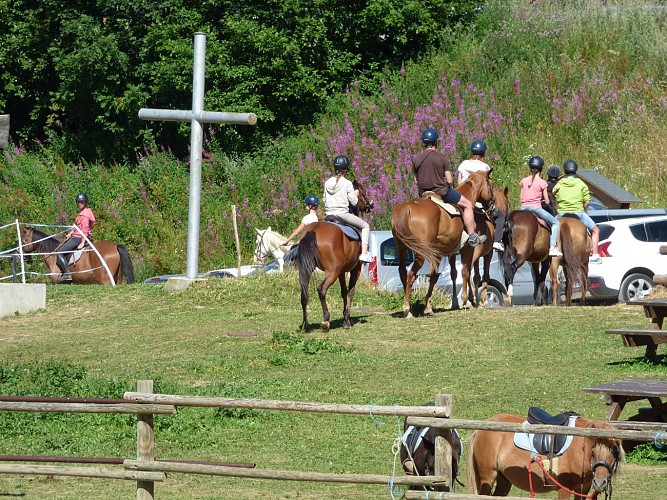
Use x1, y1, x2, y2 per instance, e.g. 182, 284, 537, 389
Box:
0, 272, 666, 499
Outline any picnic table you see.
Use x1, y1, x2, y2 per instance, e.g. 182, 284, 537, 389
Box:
606, 298, 667, 360
583, 379, 667, 422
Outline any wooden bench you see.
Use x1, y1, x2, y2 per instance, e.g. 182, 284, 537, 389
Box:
606, 328, 667, 360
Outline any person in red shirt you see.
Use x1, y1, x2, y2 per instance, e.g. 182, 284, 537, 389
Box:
56, 193, 96, 282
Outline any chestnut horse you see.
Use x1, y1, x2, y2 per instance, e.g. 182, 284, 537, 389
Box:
501, 210, 554, 306
549, 216, 591, 306
21, 227, 135, 285
452, 187, 509, 309
296, 182, 372, 332
391, 171, 495, 317
467, 413, 623, 499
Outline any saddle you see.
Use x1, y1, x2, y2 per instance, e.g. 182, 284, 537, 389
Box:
421, 191, 460, 216
513, 407, 579, 457
323, 216, 361, 241
67, 242, 91, 265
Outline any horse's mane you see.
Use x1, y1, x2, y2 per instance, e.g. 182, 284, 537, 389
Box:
456, 171, 493, 204
261, 228, 287, 245
26, 228, 60, 253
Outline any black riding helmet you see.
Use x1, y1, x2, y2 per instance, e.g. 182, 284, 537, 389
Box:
76, 193, 88, 204
470, 140, 487, 155
333, 155, 350, 172
528, 155, 544, 171
546, 164, 561, 179
563, 159, 578, 175
421, 127, 439, 145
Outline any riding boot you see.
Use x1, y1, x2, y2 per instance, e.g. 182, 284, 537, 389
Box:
56, 255, 72, 282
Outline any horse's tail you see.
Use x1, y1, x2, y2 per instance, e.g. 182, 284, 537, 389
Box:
466, 430, 480, 494
500, 214, 517, 288
117, 244, 135, 284
296, 230, 318, 296
391, 202, 440, 272
559, 222, 587, 305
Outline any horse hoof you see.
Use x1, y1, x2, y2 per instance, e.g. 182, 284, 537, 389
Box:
424, 309, 434, 317
321, 321, 330, 332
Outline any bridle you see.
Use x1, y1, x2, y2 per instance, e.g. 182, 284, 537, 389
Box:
254, 231, 270, 264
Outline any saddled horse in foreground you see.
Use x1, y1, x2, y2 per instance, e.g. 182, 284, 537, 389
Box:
468, 412, 623, 498
391, 171, 495, 317
452, 187, 509, 309
296, 183, 373, 332
501, 210, 554, 306
21, 227, 135, 285
550, 216, 591, 306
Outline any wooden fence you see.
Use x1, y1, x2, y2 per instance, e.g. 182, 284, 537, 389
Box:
0, 381, 665, 499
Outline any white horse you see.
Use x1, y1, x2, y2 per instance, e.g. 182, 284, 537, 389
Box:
254, 227, 292, 272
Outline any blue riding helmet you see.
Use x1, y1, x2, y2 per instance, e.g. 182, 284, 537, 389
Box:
528, 155, 544, 171
470, 140, 487, 155
304, 194, 319, 206
421, 127, 439, 145
333, 155, 350, 172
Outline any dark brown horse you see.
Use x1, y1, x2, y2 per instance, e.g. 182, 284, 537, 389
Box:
501, 210, 554, 306
296, 183, 372, 332
391, 171, 495, 317
549, 216, 591, 306
467, 413, 623, 498
21, 227, 135, 285
452, 187, 509, 309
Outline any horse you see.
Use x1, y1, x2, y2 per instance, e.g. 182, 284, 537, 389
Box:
253, 227, 292, 272
501, 210, 554, 306
467, 413, 623, 498
400, 405, 463, 492
21, 227, 135, 285
296, 182, 373, 332
549, 216, 591, 306
452, 187, 510, 309
390, 170, 495, 317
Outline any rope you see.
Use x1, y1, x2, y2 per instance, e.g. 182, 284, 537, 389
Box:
529, 455, 598, 499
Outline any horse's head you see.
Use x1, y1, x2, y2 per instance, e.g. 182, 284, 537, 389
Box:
458, 170, 495, 211
21, 227, 37, 254
589, 423, 624, 493
351, 180, 374, 216
254, 227, 287, 265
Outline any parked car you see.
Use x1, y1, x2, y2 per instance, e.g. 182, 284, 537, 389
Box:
364, 230, 543, 307
143, 265, 258, 284
587, 215, 667, 302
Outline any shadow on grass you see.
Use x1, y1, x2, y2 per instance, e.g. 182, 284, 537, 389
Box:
300, 313, 371, 332
606, 354, 667, 367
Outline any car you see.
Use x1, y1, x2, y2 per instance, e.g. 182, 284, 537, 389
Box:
587, 215, 667, 302
143, 265, 258, 284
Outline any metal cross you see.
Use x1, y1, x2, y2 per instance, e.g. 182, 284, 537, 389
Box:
139, 32, 257, 279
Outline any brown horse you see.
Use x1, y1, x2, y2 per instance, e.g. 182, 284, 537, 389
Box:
549, 216, 591, 306
296, 183, 372, 332
452, 187, 510, 309
501, 210, 554, 306
467, 413, 623, 498
21, 227, 135, 285
391, 171, 495, 317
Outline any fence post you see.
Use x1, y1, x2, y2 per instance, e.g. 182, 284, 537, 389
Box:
433, 394, 452, 491
136, 380, 155, 500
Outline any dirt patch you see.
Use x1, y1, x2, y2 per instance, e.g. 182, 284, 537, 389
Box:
227, 331, 265, 337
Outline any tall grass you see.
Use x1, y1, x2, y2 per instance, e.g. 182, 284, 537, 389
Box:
1, 0, 666, 279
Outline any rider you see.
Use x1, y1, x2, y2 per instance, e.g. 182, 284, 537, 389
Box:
552, 160, 601, 264
283, 194, 321, 246
323, 155, 372, 263
56, 192, 96, 282
413, 128, 485, 247
457, 139, 505, 252
518, 156, 562, 257
544, 163, 561, 215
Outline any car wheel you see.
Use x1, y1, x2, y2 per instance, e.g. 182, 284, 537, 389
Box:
483, 285, 504, 309
619, 273, 653, 302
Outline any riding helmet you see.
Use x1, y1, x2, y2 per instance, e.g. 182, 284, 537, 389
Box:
421, 127, 439, 145
304, 194, 319, 206
528, 155, 544, 171
546, 164, 561, 179
76, 193, 89, 204
333, 155, 350, 172
563, 159, 578, 175
470, 140, 487, 155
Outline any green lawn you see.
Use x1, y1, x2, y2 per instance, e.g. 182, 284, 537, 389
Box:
0, 272, 665, 499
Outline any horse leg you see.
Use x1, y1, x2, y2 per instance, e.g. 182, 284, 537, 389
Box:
492, 473, 513, 496
423, 268, 440, 317
550, 256, 561, 306
300, 277, 311, 332
449, 254, 459, 310
404, 257, 424, 319
317, 273, 338, 332
342, 263, 363, 328
459, 249, 474, 309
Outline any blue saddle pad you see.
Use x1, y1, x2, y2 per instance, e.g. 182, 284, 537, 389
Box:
323, 219, 361, 241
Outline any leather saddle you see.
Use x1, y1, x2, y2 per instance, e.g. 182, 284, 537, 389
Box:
421, 191, 460, 216
324, 215, 361, 241
513, 407, 580, 457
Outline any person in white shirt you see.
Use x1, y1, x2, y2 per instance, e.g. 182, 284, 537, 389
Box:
283, 194, 321, 246
457, 140, 506, 253
323, 155, 372, 262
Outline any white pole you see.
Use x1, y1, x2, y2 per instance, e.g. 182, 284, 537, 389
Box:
14, 219, 25, 284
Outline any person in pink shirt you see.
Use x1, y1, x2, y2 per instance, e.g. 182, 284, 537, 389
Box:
519, 156, 562, 257
56, 192, 96, 282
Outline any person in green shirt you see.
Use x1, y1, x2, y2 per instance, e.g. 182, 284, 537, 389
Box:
552, 160, 601, 264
